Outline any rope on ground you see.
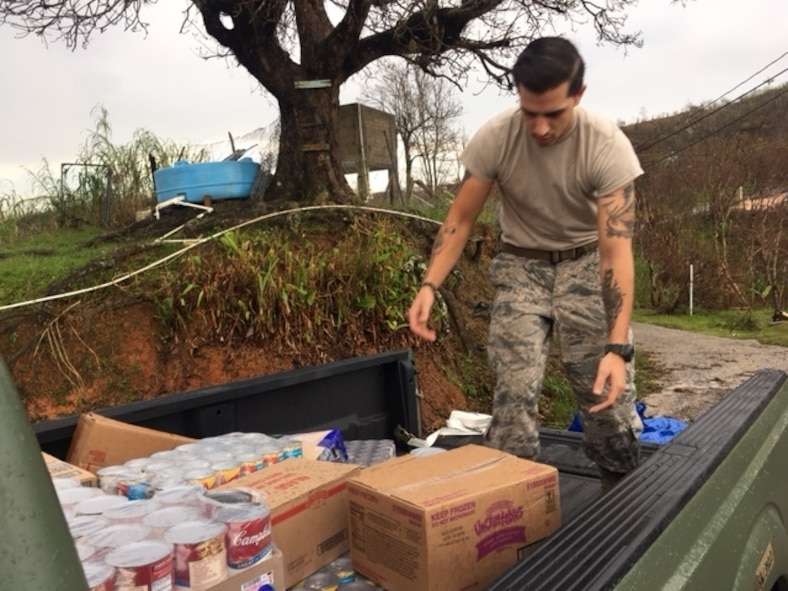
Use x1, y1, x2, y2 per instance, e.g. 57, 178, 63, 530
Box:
0, 204, 442, 313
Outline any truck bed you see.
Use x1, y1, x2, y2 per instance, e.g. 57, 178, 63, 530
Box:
29, 350, 788, 590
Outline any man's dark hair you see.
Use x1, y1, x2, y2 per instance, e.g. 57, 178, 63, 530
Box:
511, 37, 585, 96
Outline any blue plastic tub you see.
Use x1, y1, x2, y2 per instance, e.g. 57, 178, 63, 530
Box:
153, 159, 260, 203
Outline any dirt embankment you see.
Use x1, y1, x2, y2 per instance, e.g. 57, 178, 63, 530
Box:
633, 322, 788, 422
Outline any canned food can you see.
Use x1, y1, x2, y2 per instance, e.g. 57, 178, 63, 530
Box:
165, 520, 228, 590
233, 446, 264, 475
184, 467, 218, 490
175, 442, 204, 455
336, 583, 376, 591
259, 445, 281, 467
326, 554, 355, 584
142, 460, 176, 478
96, 465, 131, 489
57, 486, 105, 510
89, 523, 153, 560
81, 561, 115, 591
303, 571, 340, 590
74, 494, 131, 516
278, 437, 303, 459
76, 541, 99, 562
216, 503, 272, 570
149, 450, 183, 462
144, 506, 203, 537
66, 514, 109, 540
148, 473, 189, 494
210, 459, 242, 486
105, 541, 173, 591
199, 487, 261, 518
152, 484, 205, 507
52, 476, 82, 491
123, 457, 154, 471
100, 467, 150, 500
104, 499, 160, 523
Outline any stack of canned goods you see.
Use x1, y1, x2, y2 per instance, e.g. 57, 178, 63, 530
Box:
49, 430, 307, 589
291, 553, 386, 590
55, 472, 274, 589
92, 432, 303, 500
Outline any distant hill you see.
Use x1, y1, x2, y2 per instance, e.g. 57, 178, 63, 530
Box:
622, 81, 788, 192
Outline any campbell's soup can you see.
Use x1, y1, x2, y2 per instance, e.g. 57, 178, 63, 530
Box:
82, 561, 115, 591
165, 520, 228, 590
216, 503, 272, 570
106, 541, 173, 591
89, 523, 152, 560
199, 488, 262, 519
144, 505, 203, 537
303, 571, 340, 590
67, 514, 109, 540
76, 541, 99, 562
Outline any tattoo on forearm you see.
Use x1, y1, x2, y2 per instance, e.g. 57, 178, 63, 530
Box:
603, 183, 635, 239
431, 225, 457, 260
602, 268, 624, 334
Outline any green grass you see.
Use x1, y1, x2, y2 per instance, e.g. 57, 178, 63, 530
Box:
0, 226, 128, 305
633, 308, 788, 347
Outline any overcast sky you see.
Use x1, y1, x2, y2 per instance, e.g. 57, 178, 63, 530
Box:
1, 0, 786, 197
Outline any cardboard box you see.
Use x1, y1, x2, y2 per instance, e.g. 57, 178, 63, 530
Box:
66, 413, 195, 473
347, 444, 561, 591
42, 452, 97, 487
216, 458, 362, 587
210, 547, 285, 591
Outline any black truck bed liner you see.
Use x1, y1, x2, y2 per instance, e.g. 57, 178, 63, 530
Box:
487, 368, 788, 591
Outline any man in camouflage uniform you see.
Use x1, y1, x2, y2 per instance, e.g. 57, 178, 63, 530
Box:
408, 37, 643, 490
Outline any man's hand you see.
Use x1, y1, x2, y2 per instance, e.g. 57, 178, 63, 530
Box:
408, 287, 437, 342
590, 353, 627, 413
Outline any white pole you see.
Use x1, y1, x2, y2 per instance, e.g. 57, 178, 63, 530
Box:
689, 263, 694, 316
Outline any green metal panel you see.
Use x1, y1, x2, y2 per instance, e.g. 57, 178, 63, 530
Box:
0, 359, 89, 589
615, 379, 788, 590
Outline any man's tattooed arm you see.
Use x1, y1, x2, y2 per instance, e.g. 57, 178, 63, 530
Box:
598, 182, 637, 342
603, 183, 635, 239
602, 268, 624, 334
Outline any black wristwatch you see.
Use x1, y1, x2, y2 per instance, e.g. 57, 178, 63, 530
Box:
605, 343, 634, 362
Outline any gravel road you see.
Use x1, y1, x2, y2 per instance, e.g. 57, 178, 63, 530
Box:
633, 322, 788, 422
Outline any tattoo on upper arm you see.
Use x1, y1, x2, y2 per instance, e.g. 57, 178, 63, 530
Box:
603, 183, 635, 239
602, 268, 623, 333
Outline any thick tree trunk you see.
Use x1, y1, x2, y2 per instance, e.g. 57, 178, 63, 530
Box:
260, 84, 355, 204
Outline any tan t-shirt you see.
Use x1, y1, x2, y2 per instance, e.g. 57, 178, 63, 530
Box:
460, 107, 643, 250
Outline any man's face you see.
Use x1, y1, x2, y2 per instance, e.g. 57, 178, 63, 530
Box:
517, 81, 585, 147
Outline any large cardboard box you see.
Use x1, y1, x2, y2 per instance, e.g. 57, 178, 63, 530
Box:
216, 459, 362, 588
66, 413, 195, 473
209, 547, 285, 591
42, 452, 97, 487
347, 444, 561, 591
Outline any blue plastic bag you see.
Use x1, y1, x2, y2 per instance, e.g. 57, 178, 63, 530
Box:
568, 402, 687, 444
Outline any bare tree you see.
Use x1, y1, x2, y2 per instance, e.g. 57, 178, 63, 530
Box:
1, 0, 644, 203
412, 71, 464, 197
361, 60, 462, 202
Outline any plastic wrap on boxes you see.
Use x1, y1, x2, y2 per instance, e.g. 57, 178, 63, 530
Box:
344, 439, 396, 467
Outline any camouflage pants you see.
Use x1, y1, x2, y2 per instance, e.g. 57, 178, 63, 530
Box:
485, 250, 642, 474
